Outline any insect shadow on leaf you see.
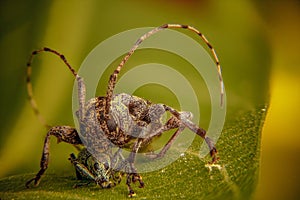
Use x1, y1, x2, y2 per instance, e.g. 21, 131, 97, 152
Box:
25, 24, 224, 197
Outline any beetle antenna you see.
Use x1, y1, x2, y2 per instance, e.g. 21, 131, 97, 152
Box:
26, 47, 77, 128
105, 24, 224, 115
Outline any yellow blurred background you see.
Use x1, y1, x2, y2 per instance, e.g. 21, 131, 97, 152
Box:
255, 1, 300, 199
0, 0, 299, 199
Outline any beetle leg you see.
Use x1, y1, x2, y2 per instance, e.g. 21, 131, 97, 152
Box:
146, 126, 186, 159
26, 126, 81, 188
126, 171, 144, 197
165, 105, 219, 163
142, 115, 181, 146
126, 139, 144, 197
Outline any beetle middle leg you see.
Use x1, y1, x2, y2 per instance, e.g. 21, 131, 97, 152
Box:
123, 114, 183, 197
26, 126, 81, 187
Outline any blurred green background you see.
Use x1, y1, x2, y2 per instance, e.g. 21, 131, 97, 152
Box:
0, 0, 299, 199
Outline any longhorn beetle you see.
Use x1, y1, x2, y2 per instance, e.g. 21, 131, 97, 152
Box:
25, 24, 224, 197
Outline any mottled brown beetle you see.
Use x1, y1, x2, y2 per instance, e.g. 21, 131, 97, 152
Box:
25, 24, 224, 197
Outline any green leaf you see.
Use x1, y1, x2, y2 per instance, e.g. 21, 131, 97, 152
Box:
0, 107, 267, 200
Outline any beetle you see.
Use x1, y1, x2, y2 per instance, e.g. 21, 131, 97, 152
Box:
25, 24, 223, 197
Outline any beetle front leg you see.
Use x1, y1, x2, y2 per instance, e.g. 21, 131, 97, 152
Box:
26, 126, 81, 188
165, 105, 219, 164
